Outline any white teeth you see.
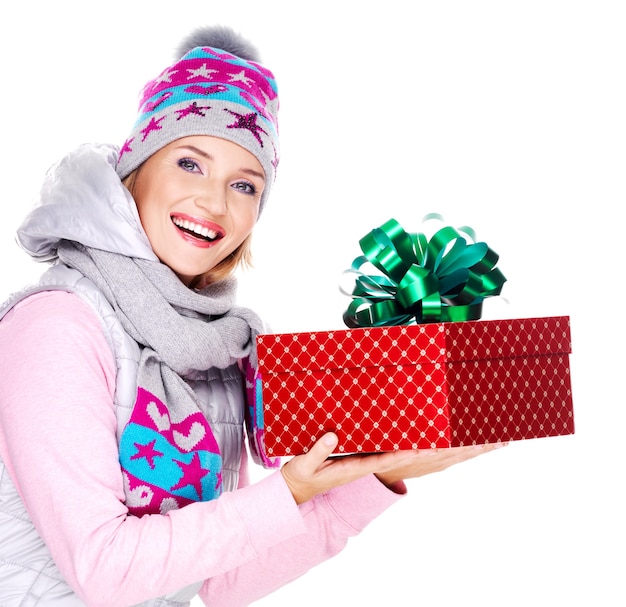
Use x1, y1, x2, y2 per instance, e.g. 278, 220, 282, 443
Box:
172, 217, 218, 240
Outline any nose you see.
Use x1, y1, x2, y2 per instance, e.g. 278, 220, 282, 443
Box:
194, 183, 227, 216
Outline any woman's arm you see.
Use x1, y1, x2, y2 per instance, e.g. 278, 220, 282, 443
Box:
199, 471, 402, 606
0, 291, 402, 607
0, 292, 306, 606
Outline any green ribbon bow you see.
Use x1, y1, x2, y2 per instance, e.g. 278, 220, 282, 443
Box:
342, 215, 506, 328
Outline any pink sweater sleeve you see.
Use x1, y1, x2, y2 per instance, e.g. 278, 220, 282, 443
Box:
0, 291, 403, 607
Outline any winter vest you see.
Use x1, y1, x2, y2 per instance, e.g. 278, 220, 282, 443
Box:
0, 263, 249, 606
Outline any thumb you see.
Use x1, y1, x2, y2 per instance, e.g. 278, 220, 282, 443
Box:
281, 432, 339, 505
304, 432, 339, 470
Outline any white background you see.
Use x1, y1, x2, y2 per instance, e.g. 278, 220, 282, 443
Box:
1, 1, 624, 605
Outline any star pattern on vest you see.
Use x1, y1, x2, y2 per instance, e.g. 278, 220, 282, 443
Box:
224, 109, 268, 146
170, 452, 211, 501
130, 439, 164, 470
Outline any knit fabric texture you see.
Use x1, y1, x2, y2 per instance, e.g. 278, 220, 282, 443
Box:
116, 37, 279, 212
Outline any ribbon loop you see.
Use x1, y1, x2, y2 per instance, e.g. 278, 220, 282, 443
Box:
342, 216, 506, 327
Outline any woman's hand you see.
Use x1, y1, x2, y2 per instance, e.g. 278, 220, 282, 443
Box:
372, 443, 504, 489
280, 432, 504, 504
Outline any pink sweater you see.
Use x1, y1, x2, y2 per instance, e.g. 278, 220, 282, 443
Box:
0, 291, 404, 607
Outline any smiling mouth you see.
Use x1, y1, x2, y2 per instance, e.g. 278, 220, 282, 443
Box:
171, 217, 223, 242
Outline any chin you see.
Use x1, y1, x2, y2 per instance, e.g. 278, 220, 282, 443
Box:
170, 268, 204, 287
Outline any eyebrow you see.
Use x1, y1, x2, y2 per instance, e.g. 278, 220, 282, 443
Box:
179, 144, 266, 181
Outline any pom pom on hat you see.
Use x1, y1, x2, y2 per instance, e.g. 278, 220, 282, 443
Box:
117, 25, 279, 214
174, 25, 261, 63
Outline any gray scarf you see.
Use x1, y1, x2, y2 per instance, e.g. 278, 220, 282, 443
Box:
57, 240, 264, 434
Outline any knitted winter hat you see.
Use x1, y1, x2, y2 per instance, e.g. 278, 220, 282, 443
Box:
117, 25, 279, 213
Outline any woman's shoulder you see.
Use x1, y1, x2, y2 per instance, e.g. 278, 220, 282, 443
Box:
3, 289, 99, 327
0, 290, 115, 373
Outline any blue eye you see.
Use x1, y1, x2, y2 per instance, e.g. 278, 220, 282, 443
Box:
232, 181, 256, 195
178, 158, 200, 172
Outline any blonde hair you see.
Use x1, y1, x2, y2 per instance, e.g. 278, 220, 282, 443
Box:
122, 169, 253, 288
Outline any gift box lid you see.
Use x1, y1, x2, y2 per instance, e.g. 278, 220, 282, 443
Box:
256, 316, 571, 374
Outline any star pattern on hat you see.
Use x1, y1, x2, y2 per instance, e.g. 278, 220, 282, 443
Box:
155, 68, 178, 85
240, 90, 278, 129
261, 91, 280, 128
141, 116, 166, 141
119, 138, 134, 159
170, 452, 211, 500
176, 102, 212, 120
271, 144, 279, 171
145, 92, 173, 112
224, 109, 268, 146
228, 69, 255, 88
130, 439, 164, 470
187, 63, 219, 79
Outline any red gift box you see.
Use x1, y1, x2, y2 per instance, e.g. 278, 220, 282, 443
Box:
256, 316, 574, 456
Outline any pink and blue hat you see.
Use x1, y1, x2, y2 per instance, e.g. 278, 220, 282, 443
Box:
116, 26, 280, 212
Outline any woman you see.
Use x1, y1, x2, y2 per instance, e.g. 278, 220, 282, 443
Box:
0, 25, 497, 606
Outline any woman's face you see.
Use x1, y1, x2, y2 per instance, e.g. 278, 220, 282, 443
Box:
132, 135, 265, 286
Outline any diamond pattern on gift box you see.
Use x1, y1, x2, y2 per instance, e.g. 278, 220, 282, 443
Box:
257, 316, 574, 456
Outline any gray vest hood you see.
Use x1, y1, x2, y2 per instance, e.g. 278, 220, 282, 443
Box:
16, 143, 157, 263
